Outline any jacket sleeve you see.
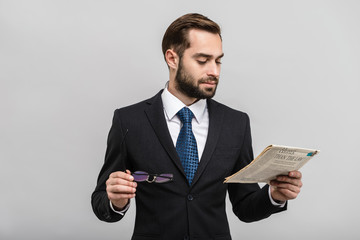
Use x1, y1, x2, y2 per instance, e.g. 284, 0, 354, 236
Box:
91, 110, 129, 222
227, 113, 287, 223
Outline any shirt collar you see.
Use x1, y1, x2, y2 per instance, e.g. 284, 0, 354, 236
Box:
161, 84, 207, 124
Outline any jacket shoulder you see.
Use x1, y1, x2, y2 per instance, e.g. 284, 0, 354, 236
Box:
114, 90, 162, 116
208, 99, 250, 121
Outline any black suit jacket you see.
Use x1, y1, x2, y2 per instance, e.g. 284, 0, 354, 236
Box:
92, 90, 286, 240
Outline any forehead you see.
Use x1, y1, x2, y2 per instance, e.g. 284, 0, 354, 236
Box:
185, 29, 223, 56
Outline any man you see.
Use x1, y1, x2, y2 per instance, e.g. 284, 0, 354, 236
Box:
92, 13, 302, 239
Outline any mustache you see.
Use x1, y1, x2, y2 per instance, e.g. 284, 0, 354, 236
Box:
199, 76, 219, 84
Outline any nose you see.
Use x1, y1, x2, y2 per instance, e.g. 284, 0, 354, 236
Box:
206, 61, 220, 78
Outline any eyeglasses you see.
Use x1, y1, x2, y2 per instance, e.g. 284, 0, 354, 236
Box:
132, 171, 173, 183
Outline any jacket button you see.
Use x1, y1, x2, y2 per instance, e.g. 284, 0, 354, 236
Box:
187, 194, 193, 201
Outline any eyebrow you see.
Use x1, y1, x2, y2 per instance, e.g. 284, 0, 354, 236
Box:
192, 53, 224, 59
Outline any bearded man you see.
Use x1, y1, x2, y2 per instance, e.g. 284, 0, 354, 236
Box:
92, 13, 303, 240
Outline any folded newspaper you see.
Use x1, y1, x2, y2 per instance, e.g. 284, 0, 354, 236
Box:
224, 145, 320, 183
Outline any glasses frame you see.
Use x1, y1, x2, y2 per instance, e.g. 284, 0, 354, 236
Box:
132, 171, 173, 183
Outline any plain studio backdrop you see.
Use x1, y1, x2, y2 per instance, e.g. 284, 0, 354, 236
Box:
1, 0, 359, 239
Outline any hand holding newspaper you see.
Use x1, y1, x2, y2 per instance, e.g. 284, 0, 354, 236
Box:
224, 145, 320, 183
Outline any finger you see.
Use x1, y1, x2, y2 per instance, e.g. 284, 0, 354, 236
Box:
275, 176, 303, 188
107, 177, 137, 188
109, 170, 134, 181
107, 184, 137, 194
288, 171, 302, 179
271, 182, 301, 194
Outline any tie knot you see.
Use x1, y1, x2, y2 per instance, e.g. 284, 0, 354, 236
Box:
177, 107, 194, 124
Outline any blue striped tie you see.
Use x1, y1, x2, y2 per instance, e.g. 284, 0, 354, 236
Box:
176, 107, 199, 185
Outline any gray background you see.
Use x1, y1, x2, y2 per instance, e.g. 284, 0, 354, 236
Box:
1, 0, 359, 239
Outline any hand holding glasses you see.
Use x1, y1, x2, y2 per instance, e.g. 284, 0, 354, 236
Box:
132, 171, 173, 183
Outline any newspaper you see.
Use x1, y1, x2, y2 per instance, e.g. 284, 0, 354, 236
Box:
224, 145, 320, 183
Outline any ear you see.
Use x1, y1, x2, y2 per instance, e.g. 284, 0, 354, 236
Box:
165, 49, 179, 70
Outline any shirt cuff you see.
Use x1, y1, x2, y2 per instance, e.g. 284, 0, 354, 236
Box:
109, 200, 130, 215
268, 186, 286, 208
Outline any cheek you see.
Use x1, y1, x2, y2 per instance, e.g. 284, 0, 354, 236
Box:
190, 68, 205, 82
182, 62, 203, 78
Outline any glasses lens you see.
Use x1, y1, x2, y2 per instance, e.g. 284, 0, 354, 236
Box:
132, 171, 148, 182
156, 173, 173, 183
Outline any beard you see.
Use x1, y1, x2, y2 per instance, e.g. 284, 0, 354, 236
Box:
174, 60, 219, 100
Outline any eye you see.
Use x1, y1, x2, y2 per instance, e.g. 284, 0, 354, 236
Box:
197, 60, 207, 65
216, 61, 222, 65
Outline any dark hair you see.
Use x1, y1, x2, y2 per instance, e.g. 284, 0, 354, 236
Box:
162, 13, 221, 59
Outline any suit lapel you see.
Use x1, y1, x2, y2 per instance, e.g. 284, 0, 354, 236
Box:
144, 91, 186, 177
191, 99, 224, 186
